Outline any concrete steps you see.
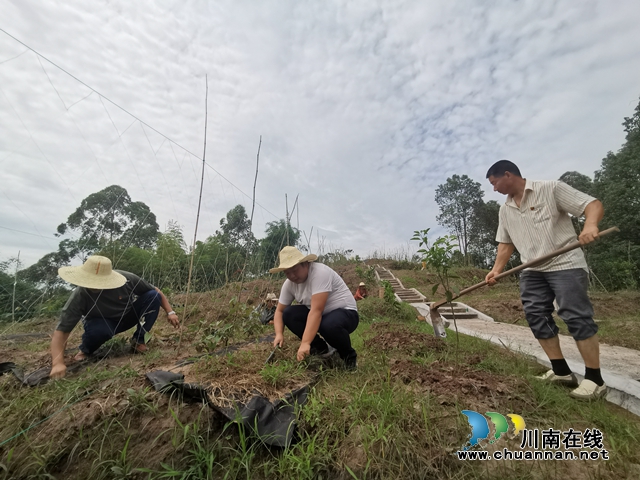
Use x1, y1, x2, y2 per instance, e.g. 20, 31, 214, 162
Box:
373, 266, 640, 418
374, 266, 426, 303
374, 266, 486, 320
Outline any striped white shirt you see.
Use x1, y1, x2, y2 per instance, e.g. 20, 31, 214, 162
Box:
496, 180, 595, 272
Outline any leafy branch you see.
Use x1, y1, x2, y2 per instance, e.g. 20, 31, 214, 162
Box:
411, 229, 461, 353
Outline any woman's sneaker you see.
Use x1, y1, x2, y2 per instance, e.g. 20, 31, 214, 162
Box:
535, 370, 578, 387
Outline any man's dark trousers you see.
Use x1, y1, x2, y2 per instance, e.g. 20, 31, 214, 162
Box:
79, 290, 161, 354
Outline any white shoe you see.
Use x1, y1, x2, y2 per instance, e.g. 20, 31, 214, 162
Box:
535, 369, 578, 387
569, 380, 607, 400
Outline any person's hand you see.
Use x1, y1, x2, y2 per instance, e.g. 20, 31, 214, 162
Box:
485, 271, 499, 286
167, 312, 180, 328
579, 225, 600, 245
297, 342, 311, 361
50, 363, 67, 380
273, 334, 284, 348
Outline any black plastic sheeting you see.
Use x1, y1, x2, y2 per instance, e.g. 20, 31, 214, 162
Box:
1, 334, 278, 387
0, 361, 96, 386
146, 370, 308, 448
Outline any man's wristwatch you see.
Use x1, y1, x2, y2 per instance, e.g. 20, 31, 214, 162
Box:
167, 310, 176, 316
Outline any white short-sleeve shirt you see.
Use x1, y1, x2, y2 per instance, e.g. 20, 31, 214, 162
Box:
278, 262, 357, 312
496, 179, 595, 272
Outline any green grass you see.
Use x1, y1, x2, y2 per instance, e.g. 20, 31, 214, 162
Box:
2, 282, 640, 479
260, 359, 308, 388
395, 265, 640, 350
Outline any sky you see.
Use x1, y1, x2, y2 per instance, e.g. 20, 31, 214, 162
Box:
1, 0, 639, 269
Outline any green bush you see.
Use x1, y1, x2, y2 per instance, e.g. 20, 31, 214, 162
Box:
591, 259, 638, 291
357, 297, 415, 323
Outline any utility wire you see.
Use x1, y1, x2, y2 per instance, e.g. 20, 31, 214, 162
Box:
0, 27, 277, 218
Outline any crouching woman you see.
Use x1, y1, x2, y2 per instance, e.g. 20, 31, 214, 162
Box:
270, 247, 359, 370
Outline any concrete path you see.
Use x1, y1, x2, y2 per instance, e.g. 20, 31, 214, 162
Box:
411, 302, 640, 416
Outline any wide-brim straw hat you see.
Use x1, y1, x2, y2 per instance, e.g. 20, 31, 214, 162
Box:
269, 246, 318, 273
58, 255, 127, 289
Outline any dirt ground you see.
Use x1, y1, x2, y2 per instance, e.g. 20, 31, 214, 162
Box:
366, 323, 536, 414
2, 266, 639, 479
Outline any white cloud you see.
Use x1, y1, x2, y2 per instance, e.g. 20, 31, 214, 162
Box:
1, 0, 639, 267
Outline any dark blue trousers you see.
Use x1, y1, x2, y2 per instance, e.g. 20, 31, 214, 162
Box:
79, 290, 161, 354
283, 305, 359, 360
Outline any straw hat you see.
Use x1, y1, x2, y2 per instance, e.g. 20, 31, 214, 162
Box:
269, 246, 318, 273
266, 293, 278, 301
359, 282, 366, 287
58, 255, 127, 289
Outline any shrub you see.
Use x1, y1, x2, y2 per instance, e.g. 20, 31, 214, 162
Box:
357, 298, 415, 324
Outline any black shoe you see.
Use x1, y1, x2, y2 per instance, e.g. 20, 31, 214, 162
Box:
343, 353, 357, 371
309, 343, 329, 356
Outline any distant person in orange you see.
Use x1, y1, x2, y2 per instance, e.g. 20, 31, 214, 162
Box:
354, 282, 368, 301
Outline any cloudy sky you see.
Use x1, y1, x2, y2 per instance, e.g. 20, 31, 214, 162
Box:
1, 0, 639, 268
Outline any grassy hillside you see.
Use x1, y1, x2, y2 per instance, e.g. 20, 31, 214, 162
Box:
1, 264, 639, 479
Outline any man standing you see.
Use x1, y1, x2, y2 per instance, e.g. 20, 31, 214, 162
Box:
270, 246, 359, 370
50, 255, 179, 379
485, 160, 605, 400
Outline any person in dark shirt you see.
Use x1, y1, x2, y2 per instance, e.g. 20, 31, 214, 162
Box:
49, 255, 179, 379
257, 293, 278, 325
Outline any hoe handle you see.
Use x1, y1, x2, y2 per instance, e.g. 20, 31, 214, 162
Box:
431, 226, 619, 310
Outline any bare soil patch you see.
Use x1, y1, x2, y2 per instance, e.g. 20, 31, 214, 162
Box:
388, 358, 534, 413
366, 323, 447, 355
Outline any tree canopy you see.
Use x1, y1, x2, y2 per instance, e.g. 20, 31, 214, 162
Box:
593, 100, 640, 244
56, 185, 159, 260
435, 174, 484, 260
259, 220, 301, 271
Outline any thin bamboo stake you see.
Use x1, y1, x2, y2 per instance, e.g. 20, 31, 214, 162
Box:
11, 251, 20, 322
178, 75, 208, 351
239, 136, 262, 292
285, 194, 290, 245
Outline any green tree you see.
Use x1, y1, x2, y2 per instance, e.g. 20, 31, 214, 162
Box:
556, 171, 595, 236
435, 174, 484, 261
593, 99, 640, 244
216, 205, 255, 249
258, 219, 301, 271
20, 245, 75, 288
192, 236, 228, 290
56, 185, 159, 260
468, 200, 501, 269
99, 246, 153, 279
0, 259, 43, 320
148, 222, 188, 290
559, 171, 595, 196
586, 96, 640, 289
214, 205, 257, 283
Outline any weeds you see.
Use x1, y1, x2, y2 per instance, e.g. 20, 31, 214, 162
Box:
125, 386, 159, 415
381, 280, 401, 311
2, 265, 640, 479
260, 360, 307, 388
355, 264, 378, 287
